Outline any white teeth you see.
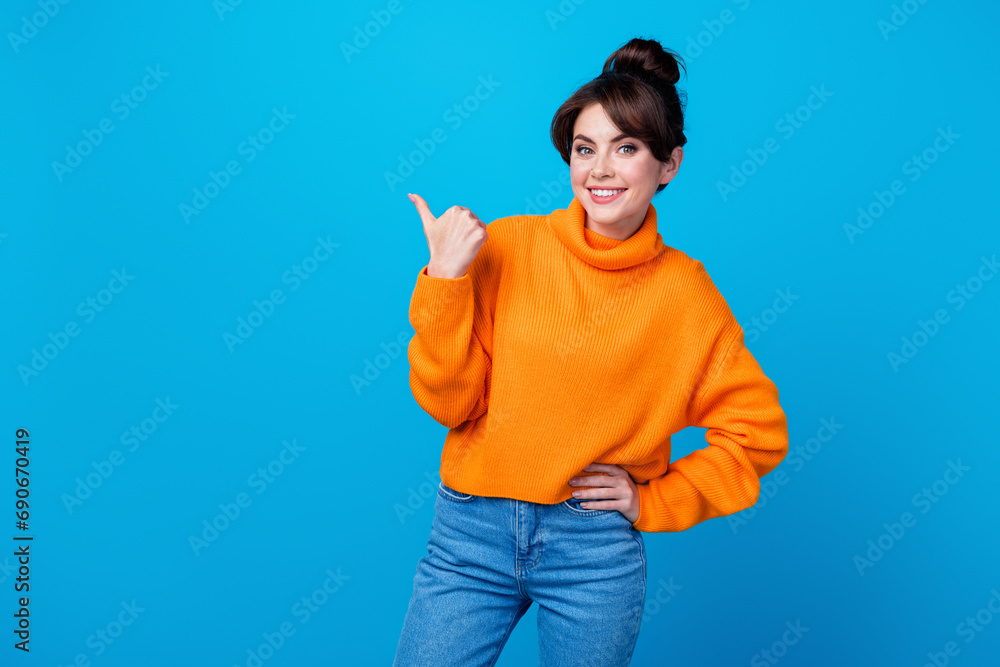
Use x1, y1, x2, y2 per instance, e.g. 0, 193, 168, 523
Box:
591, 188, 625, 197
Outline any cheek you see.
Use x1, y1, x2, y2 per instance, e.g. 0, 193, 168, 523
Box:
622, 160, 661, 187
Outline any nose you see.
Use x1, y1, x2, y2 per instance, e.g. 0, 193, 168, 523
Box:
591, 153, 613, 178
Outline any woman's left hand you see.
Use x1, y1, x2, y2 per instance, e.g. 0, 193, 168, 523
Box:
568, 463, 640, 523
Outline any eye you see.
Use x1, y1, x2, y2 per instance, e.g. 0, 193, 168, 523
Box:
573, 143, 637, 156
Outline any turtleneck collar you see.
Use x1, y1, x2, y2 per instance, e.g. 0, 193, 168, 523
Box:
548, 196, 664, 270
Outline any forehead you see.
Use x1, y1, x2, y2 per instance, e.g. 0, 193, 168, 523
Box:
573, 104, 625, 140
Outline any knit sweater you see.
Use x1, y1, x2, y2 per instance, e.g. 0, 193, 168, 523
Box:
407, 196, 789, 533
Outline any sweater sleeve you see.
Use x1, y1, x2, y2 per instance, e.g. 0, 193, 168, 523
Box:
632, 326, 789, 533
406, 240, 498, 429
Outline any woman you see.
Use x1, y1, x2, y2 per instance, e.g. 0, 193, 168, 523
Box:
394, 37, 789, 666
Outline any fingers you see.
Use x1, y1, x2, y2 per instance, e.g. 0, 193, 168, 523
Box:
407, 193, 434, 226
583, 462, 618, 476
409, 194, 483, 228
573, 480, 633, 507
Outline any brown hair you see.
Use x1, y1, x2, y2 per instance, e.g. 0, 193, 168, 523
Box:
550, 37, 688, 194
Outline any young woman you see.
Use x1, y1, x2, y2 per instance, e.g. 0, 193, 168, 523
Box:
394, 37, 789, 666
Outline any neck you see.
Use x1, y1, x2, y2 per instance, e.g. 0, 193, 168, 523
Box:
584, 210, 645, 241
548, 197, 665, 270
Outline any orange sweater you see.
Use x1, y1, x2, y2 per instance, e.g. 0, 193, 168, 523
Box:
407, 196, 789, 532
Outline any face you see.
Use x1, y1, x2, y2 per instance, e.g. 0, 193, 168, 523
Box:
569, 103, 683, 240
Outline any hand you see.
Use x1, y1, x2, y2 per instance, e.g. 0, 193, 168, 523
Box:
408, 193, 488, 279
567, 463, 640, 523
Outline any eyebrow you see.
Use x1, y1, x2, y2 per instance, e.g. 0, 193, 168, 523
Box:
573, 133, 632, 144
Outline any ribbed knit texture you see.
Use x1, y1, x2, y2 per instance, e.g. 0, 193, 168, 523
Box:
407, 196, 789, 532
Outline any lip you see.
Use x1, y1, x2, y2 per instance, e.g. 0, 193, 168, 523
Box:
587, 187, 627, 204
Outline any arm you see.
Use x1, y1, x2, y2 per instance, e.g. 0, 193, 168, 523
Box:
632, 327, 789, 533
407, 239, 498, 428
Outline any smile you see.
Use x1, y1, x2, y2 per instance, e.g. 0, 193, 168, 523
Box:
588, 188, 627, 204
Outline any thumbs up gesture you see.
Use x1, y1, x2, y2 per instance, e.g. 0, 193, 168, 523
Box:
408, 193, 488, 279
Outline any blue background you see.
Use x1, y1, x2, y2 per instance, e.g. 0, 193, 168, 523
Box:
2, 0, 998, 665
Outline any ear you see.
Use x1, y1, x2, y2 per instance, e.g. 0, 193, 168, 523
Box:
659, 146, 684, 186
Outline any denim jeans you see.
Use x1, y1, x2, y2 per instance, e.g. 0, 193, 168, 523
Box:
393, 481, 647, 666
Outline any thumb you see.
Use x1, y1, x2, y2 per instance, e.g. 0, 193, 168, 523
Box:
407, 193, 435, 227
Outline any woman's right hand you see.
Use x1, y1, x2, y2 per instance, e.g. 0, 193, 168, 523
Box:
408, 193, 488, 279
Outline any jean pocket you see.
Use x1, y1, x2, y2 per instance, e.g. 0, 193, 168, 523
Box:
437, 481, 476, 503
560, 498, 617, 517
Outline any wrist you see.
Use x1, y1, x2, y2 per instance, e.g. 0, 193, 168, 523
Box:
427, 261, 465, 279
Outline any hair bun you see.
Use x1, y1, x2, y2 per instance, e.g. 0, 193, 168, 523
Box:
603, 37, 685, 88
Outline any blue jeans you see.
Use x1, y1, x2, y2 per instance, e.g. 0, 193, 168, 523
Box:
393, 481, 647, 666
